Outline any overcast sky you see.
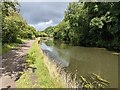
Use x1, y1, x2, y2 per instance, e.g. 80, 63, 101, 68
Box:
19, 2, 69, 31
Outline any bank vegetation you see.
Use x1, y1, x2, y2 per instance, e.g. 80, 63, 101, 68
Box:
16, 39, 62, 88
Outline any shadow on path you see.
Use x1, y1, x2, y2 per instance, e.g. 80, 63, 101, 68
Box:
0, 40, 34, 89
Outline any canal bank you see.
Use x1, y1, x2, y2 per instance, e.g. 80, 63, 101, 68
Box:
42, 50, 81, 88
16, 39, 62, 88
40, 38, 118, 88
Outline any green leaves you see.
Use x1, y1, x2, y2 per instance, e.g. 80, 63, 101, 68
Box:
2, 1, 37, 44
90, 17, 104, 29
52, 2, 120, 51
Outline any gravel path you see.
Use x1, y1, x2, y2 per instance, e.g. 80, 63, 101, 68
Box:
0, 40, 34, 89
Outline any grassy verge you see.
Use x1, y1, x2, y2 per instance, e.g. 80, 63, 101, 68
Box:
16, 39, 62, 88
2, 43, 19, 54
1, 38, 28, 55
16, 71, 32, 88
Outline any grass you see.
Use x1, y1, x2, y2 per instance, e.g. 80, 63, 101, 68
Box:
16, 39, 62, 88
1, 38, 28, 55
2, 43, 19, 54
16, 71, 32, 88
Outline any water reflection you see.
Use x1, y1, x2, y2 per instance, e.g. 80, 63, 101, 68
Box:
40, 39, 118, 88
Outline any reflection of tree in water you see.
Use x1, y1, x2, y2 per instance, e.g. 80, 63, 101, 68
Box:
53, 40, 69, 49
41, 39, 115, 88
44, 39, 54, 46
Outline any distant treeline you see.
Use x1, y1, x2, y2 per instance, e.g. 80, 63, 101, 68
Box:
40, 2, 120, 51
1, 0, 39, 44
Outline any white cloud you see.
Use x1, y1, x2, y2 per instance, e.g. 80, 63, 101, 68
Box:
29, 20, 56, 31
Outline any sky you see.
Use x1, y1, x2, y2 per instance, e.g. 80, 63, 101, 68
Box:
19, 2, 69, 31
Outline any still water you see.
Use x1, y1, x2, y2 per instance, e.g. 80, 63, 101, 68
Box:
40, 39, 118, 88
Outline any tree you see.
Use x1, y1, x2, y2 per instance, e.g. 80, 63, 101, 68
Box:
53, 20, 70, 42
53, 2, 120, 51
2, 0, 37, 44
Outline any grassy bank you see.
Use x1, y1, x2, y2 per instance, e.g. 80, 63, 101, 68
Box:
1, 38, 28, 55
2, 43, 19, 54
16, 39, 62, 88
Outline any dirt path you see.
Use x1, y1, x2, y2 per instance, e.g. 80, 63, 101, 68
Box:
0, 40, 34, 89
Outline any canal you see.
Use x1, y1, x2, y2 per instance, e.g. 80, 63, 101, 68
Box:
40, 39, 118, 88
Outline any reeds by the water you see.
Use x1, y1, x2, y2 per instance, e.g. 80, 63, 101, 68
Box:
43, 51, 82, 88
42, 50, 110, 89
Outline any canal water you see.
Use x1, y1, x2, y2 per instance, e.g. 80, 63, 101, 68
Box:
40, 39, 118, 88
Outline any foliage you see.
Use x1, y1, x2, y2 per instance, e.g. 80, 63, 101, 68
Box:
38, 31, 48, 37
2, 0, 37, 44
52, 2, 120, 51
16, 39, 62, 88
37, 26, 55, 37
2, 43, 18, 55
44, 26, 55, 37
53, 20, 70, 42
